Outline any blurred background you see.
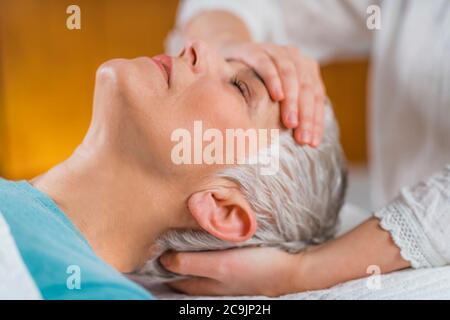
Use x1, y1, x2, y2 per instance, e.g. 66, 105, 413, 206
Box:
0, 0, 370, 210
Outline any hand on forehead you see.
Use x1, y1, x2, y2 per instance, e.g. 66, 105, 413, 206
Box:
227, 59, 282, 130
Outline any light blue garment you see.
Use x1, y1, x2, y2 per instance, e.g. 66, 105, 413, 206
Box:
0, 178, 153, 300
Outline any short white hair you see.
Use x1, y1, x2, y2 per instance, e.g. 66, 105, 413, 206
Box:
136, 104, 347, 281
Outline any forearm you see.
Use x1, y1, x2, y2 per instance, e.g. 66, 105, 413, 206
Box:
296, 218, 411, 291
182, 11, 252, 49
295, 165, 450, 292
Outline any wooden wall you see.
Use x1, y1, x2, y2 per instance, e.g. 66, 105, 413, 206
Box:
0, 0, 367, 179
322, 60, 368, 164
0, 6, 4, 176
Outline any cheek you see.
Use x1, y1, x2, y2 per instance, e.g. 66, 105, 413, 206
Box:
177, 82, 251, 131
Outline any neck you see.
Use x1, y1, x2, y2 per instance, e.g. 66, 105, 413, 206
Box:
31, 141, 186, 273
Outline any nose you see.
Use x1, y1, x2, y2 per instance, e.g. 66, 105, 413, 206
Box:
179, 40, 208, 74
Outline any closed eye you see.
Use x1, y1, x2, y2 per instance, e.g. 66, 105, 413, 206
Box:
230, 76, 251, 104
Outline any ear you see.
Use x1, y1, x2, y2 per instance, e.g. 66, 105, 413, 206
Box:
187, 187, 257, 243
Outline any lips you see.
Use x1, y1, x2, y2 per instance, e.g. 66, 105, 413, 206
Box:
151, 54, 172, 86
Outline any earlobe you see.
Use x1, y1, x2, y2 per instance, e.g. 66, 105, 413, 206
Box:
188, 187, 257, 243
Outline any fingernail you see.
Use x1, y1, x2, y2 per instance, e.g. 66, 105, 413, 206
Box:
159, 254, 171, 267
302, 131, 311, 143
312, 135, 321, 147
288, 111, 298, 126
276, 87, 284, 100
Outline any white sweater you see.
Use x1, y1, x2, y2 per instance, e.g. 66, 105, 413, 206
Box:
170, 0, 450, 269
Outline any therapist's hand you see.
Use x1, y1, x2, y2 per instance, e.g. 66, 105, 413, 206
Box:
159, 219, 411, 297
159, 247, 308, 297
220, 41, 326, 147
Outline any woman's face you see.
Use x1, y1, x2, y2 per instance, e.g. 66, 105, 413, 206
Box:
93, 41, 281, 181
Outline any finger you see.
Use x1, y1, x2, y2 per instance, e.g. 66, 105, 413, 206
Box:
264, 46, 299, 128
248, 53, 284, 101
303, 59, 326, 147
307, 58, 326, 97
311, 95, 325, 147
227, 49, 284, 101
160, 251, 226, 279
313, 67, 326, 147
294, 86, 315, 145
168, 278, 227, 296
292, 54, 326, 146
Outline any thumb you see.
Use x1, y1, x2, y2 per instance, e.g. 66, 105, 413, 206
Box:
160, 251, 226, 279
168, 277, 226, 296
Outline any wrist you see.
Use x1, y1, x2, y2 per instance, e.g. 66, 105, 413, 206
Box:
293, 218, 412, 293
215, 37, 250, 56
183, 11, 252, 52
289, 245, 322, 293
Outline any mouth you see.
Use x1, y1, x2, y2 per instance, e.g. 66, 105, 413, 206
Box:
151, 54, 172, 87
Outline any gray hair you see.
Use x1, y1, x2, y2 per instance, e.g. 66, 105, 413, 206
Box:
135, 104, 347, 282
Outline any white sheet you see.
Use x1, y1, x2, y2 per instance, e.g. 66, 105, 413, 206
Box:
142, 204, 450, 300
0, 211, 42, 300
147, 265, 450, 300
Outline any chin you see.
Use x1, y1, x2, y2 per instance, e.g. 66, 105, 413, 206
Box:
96, 59, 128, 85
96, 57, 155, 87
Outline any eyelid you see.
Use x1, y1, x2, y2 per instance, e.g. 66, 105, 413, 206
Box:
231, 77, 252, 104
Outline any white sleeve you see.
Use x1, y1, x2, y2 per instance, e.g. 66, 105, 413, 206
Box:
279, 0, 378, 62
167, 0, 378, 62
374, 165, 450, 268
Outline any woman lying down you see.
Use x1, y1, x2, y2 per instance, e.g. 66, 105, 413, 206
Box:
0, 41, 346, 299
7, 40, 446, 300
